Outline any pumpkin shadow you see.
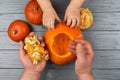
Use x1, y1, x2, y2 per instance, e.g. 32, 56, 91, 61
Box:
40, 67, 48, 80
26, 22, 34, 32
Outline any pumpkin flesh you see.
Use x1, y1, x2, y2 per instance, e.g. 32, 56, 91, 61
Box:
44, 22, 83, 65
52, 33, 71, 56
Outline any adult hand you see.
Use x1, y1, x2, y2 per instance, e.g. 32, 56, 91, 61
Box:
69, 39, 94, 80
19, 32, 47, 74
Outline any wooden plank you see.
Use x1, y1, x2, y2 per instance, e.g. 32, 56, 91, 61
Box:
0, 69, 120, 80
0, 31, 120, 50
83, 0, 120, 13
0, 14, 46, 32
0, 50, 120, 69
1, 13, 120, 31
0, 0, 120, 13
0, 0, 28, 14
46, 69, 120, 80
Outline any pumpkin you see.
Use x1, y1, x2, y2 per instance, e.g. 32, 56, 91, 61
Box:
8, 20, 30, 42
25, 0, 43, 24
79, 8, 93, 29
44, 22, 83, 65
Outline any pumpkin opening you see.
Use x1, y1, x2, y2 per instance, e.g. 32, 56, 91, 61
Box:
52, 33, 71, 56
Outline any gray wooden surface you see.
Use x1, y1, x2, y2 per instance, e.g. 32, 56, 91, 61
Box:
0, 0, 120, 80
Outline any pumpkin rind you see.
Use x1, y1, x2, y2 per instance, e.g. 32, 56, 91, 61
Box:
44, 22, 83, 65
8, 20, 30, 42
25, 0, 43, 24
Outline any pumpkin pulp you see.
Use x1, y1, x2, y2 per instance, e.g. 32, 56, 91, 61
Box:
52, 33, 71, 56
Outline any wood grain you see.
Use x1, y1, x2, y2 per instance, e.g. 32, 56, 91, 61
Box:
0, 31, 120, 49
0, 69, 120, 80
0, 50, 120, 69
1, 13, 120, 31
0, 0, 120, 80
0, 0, 120, 13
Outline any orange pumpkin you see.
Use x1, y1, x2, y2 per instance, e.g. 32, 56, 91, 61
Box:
8, 20, 30, 42
25, 0, 43, 24
44, 22, 83, 65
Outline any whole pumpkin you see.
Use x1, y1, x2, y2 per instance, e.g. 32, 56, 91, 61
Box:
44, 22, 83, 65
25, 0, 43, 24
8, 20, 30, 42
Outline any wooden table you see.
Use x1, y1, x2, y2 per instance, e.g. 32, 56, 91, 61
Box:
0, 0, 120, 80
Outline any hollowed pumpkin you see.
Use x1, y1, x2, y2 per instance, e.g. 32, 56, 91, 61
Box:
44, 22, 83, 65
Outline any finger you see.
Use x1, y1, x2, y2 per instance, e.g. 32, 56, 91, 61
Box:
50, 18, 54, 29
44, 50, 49, 54
38, 60, 46, 69
74, 39, 86, 45
84, 41, 94, 56
43, 15, 47, 28
67, 17, 72, 26
76, 18, 80, 27
19, 41, 26, 57
44, 17, 50, 29
70, 40, 76, 45
46, 18, 53, 29
56, 15, 61, 22
40, 42, 45, 47
38, 37, 43, 41
69, 44, 76, 50
29, 32, 35, 37
76, 43, 86, 59
46, 20, 50, 29
40, 60, 46, 66
69, 49, 76, 54
75, 40, 94, 58
71, 19, 77, 28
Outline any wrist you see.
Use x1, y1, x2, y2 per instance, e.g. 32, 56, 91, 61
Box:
78, 72, 94, 80
37, 0, 54, 12
43, 7, 55, 13
24, 69, 41, 78
69, 0, 85, 9
20, 69, 41, 80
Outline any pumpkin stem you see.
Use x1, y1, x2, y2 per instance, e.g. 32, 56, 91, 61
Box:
13, 30, 17, 34
34, 6, 38, 11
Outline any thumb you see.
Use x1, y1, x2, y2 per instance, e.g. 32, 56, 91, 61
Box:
76, 43, 86, 60
19, 41, 26, 58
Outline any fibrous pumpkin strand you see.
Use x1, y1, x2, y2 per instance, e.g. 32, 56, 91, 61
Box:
79, 8, 93, 29
24, 35, 49, 65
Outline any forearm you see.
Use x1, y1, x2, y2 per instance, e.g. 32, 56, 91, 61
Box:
37, 0, 54, 12
20, 70, 40, 80
68, 0, 85, 8
78, 73, 95, 80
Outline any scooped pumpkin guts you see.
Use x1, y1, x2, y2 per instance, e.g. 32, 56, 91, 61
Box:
24, 35, 49, 65
79, 8, 93, 29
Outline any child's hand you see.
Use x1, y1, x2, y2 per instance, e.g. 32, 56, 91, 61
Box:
64, 6, 80, 28
19, 32, 48, 74
43, 8, 61, 29
69, 39, 94, 80
37, 0, 61, 29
